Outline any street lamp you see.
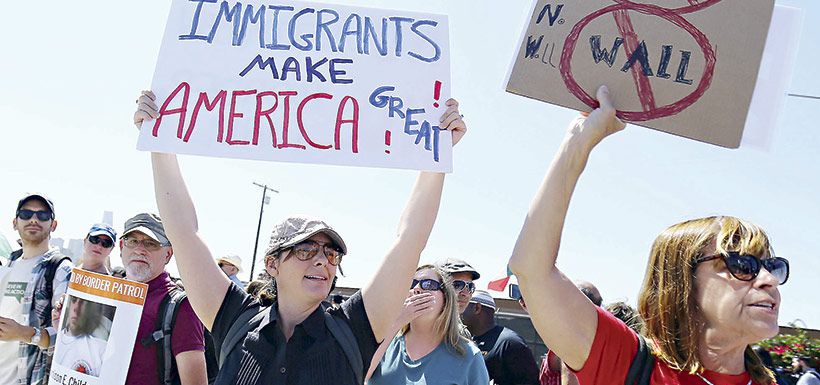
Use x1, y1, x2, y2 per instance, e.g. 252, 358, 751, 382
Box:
250, 182, 279, 279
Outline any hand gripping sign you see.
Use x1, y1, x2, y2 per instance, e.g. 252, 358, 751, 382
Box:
506, 0, 775, 148
139, 0, 452, 172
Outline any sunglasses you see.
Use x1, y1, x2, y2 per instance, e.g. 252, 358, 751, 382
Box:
410, 278, 444, 291
122, 237, 165, 251
290, 240, 344, 266
16, 209, 53, 222
88, 235, 114, 248
695, 252, 789, 285
452, 280, 476, 294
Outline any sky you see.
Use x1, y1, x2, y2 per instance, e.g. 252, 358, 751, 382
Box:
1, 0, 818, 329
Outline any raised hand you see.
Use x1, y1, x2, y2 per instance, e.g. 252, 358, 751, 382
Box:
439, 98, 467, 146
133, 90, 159, 129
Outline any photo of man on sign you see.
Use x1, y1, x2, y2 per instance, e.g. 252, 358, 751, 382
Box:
54, 296, 116, 378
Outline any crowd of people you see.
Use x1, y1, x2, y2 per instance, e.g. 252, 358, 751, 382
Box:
0, 86, 812, 385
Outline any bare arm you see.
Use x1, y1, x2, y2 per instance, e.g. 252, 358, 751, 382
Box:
508, 86, 624, 370
362, 99, 466, 342
365, 292, 435, 381
135, 91, 230, 329
175, 350, 208, 385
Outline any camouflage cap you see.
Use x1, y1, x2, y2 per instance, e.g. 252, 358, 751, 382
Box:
265, 216, 347, 257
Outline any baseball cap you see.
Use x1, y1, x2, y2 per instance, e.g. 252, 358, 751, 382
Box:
16, 193, 56, 216
470, 290, 496, 311
216, 254, 244, 273
87, 223, 117, 243
122, 213, 170, 246
265, 216, 347, 257
437, 258, 480, 280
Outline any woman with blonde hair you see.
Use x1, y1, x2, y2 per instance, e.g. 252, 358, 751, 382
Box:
368, 264, 489, 385
509, 85, 789, 385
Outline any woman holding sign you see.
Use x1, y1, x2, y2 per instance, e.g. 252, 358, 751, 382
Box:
508, 86, 787, 385
133, 90, 467, 385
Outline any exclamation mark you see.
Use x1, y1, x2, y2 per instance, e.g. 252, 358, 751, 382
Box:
433, 80, 442, 108
384, 130, 392, 154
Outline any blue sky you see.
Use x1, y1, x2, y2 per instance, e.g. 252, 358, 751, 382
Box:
1, 0, 817, 328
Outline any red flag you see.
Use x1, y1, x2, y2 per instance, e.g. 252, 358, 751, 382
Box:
487, 276, 511, 292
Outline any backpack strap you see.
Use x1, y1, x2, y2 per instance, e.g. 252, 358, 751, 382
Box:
218, 306, 269, 367
44, 254, 71, 301
140, 289, 187, 385
624, 334, 655, 385
323, 311, 363, 385
217, 305, 364, 385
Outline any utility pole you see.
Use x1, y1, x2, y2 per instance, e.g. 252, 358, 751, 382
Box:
250, 182, 279, 280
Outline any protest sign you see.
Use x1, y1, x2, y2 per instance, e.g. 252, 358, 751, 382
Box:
506, 0, 775, 148
742, 5, 803, 150
50, 269, 147, 385
139, 0, 452, 171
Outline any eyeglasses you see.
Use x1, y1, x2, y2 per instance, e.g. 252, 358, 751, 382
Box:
122, 237, 165, 251
16, 209, 53, 222
290, 240, 344, 266
694, 252, 789, 285
88, 235, 114, 248
452, 280, 475, 294
410, 278, 444, 291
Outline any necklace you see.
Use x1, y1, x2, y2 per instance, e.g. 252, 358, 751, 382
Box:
696, 373, 752, 385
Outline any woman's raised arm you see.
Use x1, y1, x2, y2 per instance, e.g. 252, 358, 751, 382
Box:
508, 86, 625, 370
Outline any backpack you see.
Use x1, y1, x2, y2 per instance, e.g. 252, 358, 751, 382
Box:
142, 289, 219, 385
218, 303, 364, 384
624, 334, 655, 385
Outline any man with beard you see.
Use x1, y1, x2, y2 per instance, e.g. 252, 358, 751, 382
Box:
119, 213, 206, 385
0, 194, 72, 385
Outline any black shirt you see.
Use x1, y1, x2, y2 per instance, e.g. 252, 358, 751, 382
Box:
472, 325, 540, 385
211, 284, 378, 385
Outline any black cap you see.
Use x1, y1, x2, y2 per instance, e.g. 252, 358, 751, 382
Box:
123, 213, 171, 246
16, 194, 55, 216
437, 258, 481, 280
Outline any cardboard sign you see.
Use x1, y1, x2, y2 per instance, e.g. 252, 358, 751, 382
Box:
506, 0, 775, 148
139, 0, 452, 171
50, 269, 147, 385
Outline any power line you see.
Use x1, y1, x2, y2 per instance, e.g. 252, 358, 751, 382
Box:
788, 93, 820, 100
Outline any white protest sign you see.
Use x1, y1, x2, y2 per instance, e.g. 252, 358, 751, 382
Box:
50, 269, 147, 385
742, 5, 803, 150
139, 0, 453, 172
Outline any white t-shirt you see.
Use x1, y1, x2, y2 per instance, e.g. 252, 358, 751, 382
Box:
0, 255, 43, 385
54, 330, 108, 377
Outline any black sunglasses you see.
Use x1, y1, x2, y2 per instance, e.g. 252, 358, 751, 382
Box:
411, 278, 444, 291
16, 209, 53, 222
452, 280, 476, 294
694, 252, 789, 285
88, 235, 114, 248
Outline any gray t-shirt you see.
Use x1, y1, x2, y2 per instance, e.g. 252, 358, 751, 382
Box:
370, 334, 489, 385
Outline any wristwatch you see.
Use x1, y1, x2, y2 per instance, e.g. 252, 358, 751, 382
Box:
29, 327, 42, 345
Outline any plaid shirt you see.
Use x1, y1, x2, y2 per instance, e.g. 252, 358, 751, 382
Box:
7, 249, 72, 385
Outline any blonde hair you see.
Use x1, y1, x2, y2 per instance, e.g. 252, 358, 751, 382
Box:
400, 264, 472, 356
637, 216, 775, 384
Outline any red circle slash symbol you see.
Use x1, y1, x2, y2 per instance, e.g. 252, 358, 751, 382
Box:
559, 0, 720, 121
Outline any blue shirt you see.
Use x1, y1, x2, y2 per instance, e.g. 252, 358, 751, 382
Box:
228, 274, 245, 289
370, 334, 490, 385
